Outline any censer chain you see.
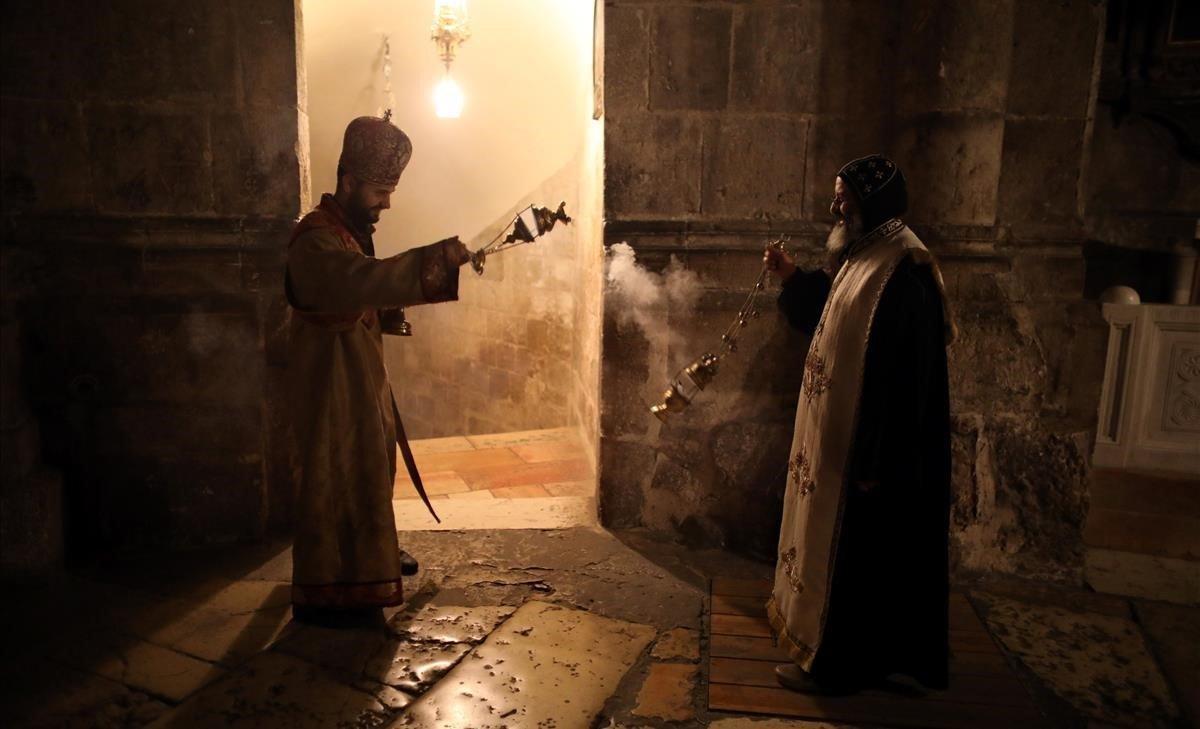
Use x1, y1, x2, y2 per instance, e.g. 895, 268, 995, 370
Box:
717, 235, 789, 357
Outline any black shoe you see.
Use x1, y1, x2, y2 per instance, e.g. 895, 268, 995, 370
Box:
774, 664, 860, 696
398, 549, 419, 576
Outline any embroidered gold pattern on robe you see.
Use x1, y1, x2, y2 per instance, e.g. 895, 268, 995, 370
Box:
788, 450, 815, 497
780, 547, 804, 594
802, 353, 832, 402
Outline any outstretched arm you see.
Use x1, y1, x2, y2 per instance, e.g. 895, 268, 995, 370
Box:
287, 229, 467, 313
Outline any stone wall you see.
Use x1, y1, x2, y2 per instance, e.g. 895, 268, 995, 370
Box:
389, 125, 605, 454
1083, 0, 1200, 298
389, 159, 585, 439
600, 0, 1112, 582
1, 0, 306, 568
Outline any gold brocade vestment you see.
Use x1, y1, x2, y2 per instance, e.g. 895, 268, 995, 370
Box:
285, 194, 459, 608
767, 219, 949, 668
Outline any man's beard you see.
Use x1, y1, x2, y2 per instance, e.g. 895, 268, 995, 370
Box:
345, 192, 383, 232
825, 213, 864, 260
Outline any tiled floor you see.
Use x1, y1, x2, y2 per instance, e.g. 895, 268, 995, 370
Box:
394, 426, 593, 501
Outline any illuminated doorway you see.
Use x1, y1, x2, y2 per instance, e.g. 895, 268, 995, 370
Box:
301, 1, 604, 529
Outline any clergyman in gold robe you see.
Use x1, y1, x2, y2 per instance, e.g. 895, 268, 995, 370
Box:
763, 155, 954, 693
285, 115, 471, 627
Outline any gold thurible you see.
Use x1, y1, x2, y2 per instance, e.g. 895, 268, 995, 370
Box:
469, 202, 572, 276
650, 352, 720, 423
649, 236, 789, 423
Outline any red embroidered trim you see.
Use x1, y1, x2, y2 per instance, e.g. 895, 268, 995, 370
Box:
291, 578, 404, 608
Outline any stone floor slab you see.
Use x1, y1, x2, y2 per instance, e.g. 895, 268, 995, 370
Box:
631, 662, 697, 721
388, 604, 516, 644
6, 660, 169, 729
375, 641, 474, 694
393, 496, 597, 530
399, 528, 708, 631
408, 436, 476, 455
147, 652, 387, 728
271, 620, 398, 681
465, 427, 576, 449
1134, 600, 1200, 729
148, 605, 291, 666
707, 719, 864, 728
974, 593, 1181, 728
1085, 548, 1200, 605
55, 631, 226, 704
651, 627, 701, 662
391, 600, 655, 728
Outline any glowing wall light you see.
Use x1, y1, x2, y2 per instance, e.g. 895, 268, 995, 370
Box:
434, 75, 465, 118
431, 0, 470, 118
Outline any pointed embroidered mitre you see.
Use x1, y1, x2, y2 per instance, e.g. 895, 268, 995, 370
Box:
338, 114, 413, 186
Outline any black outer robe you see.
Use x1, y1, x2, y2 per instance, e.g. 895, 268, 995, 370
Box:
777, 256, 951, 689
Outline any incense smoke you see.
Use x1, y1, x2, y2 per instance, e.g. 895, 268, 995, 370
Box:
605, 242, 702, 350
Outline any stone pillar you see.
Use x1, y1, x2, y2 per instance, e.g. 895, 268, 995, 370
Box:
0, 0, 308, 559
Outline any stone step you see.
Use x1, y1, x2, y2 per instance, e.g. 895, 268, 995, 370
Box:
1090, 468, 1200, 518
1085, 548, 1200, 605
1083, 507, 1200, 560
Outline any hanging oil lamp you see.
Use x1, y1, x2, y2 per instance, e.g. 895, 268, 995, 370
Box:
649, 236, 789, 423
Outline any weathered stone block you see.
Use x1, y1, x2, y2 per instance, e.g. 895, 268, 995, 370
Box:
893, 113, 1004, 226
94, 405, 261, 461
1027, 299, 1107, 428
0, 100, 93, 212
803, 114, 891, 220
1, 14, 89, 101
211, 110, 303, 218
702, 116, 808, 220
1085, 114, 1200, 220
0, 419, 40, 482
998, 118, 1086, 226
88, 105, 213, 214
1007, 0, 1102, 117
234, 0, 301, 108
81, 1, 238, 104
0, 468, 62, 575
951, 419, 1089, 581
895, 0, 1014, 115
730, 3, 820, 113
948, 300, 1047, 413
605, 113, 703, 218
649, 5, 732, 111
604, 5, 649, 113
813, 0, 898, 116
61, 309, 263, 407
98, 456, 266, 545
1002, 255, 1087, 303
598, 437, 653, 528
140, 248, 246, 296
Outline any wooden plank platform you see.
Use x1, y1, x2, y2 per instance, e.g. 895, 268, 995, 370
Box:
707, 579, 1049, 728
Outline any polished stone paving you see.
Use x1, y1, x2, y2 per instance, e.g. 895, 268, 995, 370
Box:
2, 528, 1195, 729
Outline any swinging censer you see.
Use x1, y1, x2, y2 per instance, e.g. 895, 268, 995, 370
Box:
649, 236, 790, 423
468, 202, 572, 275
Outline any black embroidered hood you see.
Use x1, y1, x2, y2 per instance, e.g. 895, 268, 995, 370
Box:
837, 154, 908, 232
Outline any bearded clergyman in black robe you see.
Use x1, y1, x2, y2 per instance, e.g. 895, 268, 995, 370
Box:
762, 155, 955, 694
